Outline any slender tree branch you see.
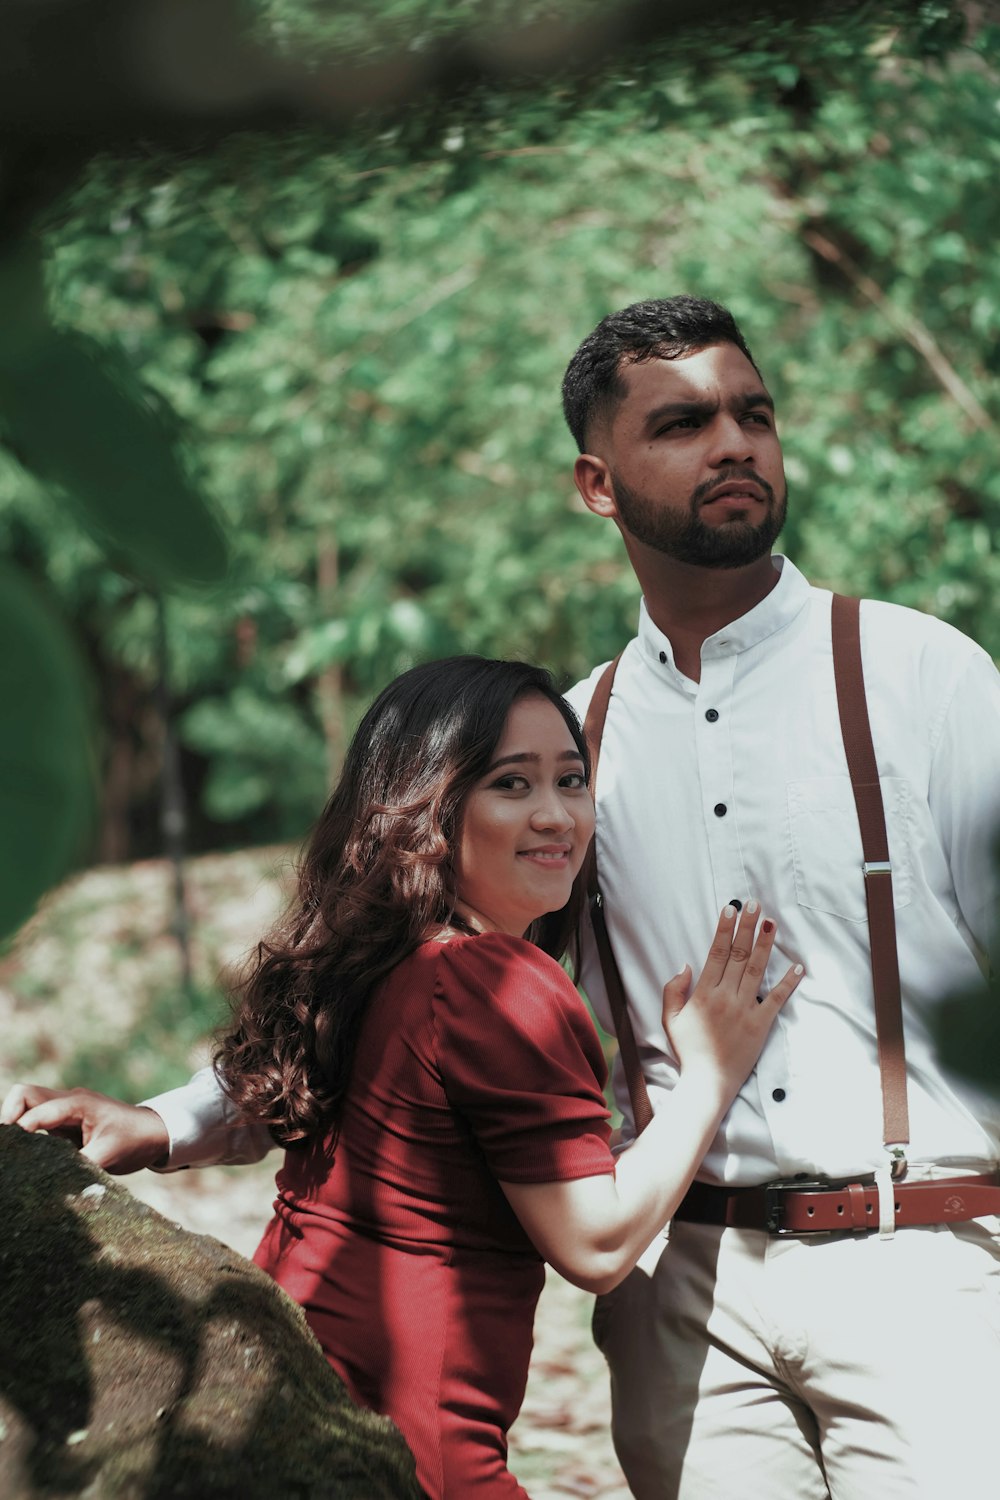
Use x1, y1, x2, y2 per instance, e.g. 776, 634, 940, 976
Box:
802, 227, 995, 433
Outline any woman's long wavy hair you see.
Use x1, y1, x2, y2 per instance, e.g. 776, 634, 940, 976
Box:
215, 657, 592, 1146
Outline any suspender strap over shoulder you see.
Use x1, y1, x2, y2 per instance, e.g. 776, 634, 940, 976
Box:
582, 656, 654, 1135
830, 594, 910, 1163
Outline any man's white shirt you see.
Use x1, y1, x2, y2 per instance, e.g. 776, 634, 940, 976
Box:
565, 555, 1000, 1181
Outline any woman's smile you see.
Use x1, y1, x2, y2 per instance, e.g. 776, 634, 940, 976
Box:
518, 843, 571, 863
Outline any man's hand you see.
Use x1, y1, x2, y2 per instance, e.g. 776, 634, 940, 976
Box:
0, 1084, 170, 1174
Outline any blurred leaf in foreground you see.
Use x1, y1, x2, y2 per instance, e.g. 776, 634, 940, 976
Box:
0, 241, 229, 592
0, 565, 96, 939
932, 851, 1000, 1098
933, 982, 1000, 1099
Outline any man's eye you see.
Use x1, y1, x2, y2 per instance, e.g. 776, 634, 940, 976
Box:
660, 417, 697, 433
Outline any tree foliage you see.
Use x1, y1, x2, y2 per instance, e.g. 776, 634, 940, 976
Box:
1, 0, 997, 875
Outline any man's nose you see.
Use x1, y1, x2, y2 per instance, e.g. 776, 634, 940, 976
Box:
707, 414, 754, 466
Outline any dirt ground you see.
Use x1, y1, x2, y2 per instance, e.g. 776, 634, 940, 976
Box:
127, 1159, 633, 1499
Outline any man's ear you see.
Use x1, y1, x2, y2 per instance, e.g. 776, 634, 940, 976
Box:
573, 453, 618, 519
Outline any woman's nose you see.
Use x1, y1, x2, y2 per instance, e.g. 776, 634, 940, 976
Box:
530, 792, 574, 830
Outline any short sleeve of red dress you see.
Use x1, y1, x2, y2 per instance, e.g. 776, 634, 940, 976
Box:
432, 932, 615, 1185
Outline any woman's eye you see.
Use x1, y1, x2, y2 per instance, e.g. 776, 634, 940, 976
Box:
493, 775, 528, 791
560, 772, 587, 790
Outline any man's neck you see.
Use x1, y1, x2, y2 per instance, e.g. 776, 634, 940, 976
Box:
638, 553, 780, 682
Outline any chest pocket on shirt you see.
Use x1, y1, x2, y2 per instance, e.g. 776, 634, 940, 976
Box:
787, 776, 913, 923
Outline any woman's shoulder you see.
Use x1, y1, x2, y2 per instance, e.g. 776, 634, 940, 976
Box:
428, 930, 573, 989
426, 931, 592, 1040
425, 932, 610, 1124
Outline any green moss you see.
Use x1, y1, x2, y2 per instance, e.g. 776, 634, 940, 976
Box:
0, 1127, 421, 1499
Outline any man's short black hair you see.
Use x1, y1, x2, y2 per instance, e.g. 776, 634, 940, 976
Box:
561, 295, 761, 452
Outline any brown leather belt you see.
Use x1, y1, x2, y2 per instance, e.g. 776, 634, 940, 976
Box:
674, 1172, 1000, 1237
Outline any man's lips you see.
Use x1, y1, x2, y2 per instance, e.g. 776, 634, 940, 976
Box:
701, 481, 768, 506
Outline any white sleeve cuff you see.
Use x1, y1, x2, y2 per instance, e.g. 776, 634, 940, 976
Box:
141, 1065, 276, 1170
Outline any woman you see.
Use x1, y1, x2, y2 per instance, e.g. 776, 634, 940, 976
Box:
4, 656, 800, 1498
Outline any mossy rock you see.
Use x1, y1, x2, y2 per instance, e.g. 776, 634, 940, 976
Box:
0, 1125, 422, 1499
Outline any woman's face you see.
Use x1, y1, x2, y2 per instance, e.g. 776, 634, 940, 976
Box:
453, 694, 595, 937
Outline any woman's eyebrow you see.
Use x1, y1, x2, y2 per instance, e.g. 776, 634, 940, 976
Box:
485, 750, 585, 772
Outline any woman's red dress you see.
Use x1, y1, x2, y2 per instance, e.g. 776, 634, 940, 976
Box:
253, 931, 615, 1498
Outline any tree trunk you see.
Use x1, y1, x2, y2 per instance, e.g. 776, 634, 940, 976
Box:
316, 532, 346, 787
154, 595, 192, 989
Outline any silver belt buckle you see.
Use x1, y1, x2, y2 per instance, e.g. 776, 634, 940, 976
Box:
763, 1178, 833, 1237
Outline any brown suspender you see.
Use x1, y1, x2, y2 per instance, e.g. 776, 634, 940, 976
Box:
581, 655, 654, 1134
581, 595, 909, 1167
582, 655, 654, 1133
830, 594, 909, 1162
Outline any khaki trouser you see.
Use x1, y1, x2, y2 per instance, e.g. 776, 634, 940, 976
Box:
594, 1209, 1000, 1498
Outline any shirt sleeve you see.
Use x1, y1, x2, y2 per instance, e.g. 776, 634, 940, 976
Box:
432, 934, 614, 1185
141, 1065, 276, 1170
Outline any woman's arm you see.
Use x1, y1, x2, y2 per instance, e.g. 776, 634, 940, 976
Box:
500, 904, 801, 1295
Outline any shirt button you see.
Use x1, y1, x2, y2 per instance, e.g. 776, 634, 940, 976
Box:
772, 1088, 786, 1102
705, 708, 719, 722
714, 803, 727, 817
658, 651, 667, 664
729, 898, 742, 911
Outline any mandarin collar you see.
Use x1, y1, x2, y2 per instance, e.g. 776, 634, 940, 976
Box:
637, 556, 812, 678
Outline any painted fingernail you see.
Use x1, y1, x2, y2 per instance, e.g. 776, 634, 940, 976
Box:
793, 964, 804, 975
761, 919, 774, 934
722, 904, 736, 918
745, 898, 759, 915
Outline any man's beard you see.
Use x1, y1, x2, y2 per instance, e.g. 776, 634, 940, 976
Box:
612, 467, 788, 569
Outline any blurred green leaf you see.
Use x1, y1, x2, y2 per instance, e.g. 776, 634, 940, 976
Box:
0, 565, 95, 938
0, 320, 229, 590
932, 980, 1000, 1098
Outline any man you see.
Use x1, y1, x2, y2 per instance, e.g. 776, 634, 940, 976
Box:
6, 296, 1000, 1496
559, 296, 1000, 1498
